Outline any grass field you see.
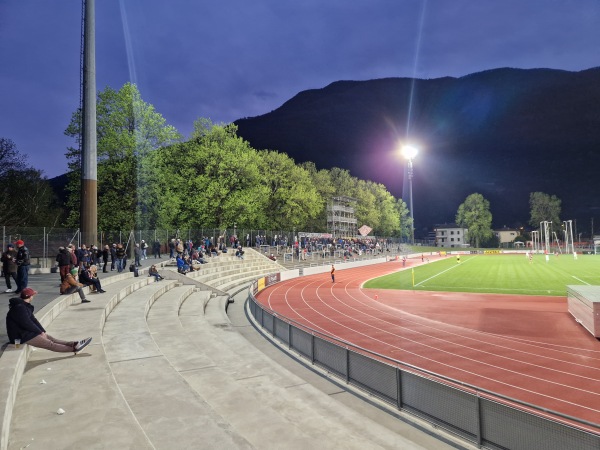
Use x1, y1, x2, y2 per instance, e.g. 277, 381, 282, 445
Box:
363, 253, 600, 296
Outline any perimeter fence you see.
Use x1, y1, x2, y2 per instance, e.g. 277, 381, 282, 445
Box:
1, 226, 410, 268
248, 277, 600, 450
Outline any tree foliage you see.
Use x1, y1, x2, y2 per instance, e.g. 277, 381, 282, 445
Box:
61, 84, 410, 238
64, 83, 182, 230
529, 192, 561, 228
0, 138, 61, 226
456, 193, 493, 248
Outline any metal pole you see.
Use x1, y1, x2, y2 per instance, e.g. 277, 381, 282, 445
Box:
80, 0, 98, 246
407, 158, 415, 244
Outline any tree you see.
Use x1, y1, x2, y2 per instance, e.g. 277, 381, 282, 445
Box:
153, 122, 269, 230
529, 192, 561, 228
300, 162, 335, 231
0, 138, 62, 226
456, 193, 493, 248
64, 83, 181, 231
257, 150, 323, 230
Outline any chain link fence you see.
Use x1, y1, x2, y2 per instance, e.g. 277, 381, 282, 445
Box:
2, 226, 410, 268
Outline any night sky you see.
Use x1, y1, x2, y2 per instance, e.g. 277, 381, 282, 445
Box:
1, 0, 599, 179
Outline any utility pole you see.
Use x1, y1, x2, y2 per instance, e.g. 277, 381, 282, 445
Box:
80, 0, 97, 245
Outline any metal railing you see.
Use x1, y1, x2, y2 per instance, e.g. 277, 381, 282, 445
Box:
248, 278, 600, 450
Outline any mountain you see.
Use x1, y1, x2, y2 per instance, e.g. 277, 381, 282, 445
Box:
234, 67, 600, 236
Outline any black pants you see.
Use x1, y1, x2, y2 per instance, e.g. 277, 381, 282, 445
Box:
4, 270, 17, 289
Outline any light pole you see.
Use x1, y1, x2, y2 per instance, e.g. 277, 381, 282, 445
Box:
401, 145, 418, 244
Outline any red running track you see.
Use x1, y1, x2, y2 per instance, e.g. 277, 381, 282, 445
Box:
255, 258, 600, 430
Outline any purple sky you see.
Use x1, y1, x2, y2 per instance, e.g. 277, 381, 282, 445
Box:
1, 0, 599, 178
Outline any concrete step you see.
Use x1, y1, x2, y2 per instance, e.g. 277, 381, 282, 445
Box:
7, 276, 161, 450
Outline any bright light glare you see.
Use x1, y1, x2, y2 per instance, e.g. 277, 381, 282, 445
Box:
401, 145, 418, 160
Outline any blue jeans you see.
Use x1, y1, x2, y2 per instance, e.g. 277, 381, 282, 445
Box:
116, 258, 124, 273
16, 265, 29, 292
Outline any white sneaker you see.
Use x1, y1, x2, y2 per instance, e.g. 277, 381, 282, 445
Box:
5, 288, 13, 293
74, 337, 92, 353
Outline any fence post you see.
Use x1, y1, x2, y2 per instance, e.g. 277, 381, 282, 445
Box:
396, 368, 403, 410
345, 348, 350, 383
476, 394, 483, 447
43, 227, 46, 268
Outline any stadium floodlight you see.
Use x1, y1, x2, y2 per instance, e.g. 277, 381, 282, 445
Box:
401, 145, 418, 244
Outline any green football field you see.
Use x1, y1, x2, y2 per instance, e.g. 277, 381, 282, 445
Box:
363, 253, 600, 296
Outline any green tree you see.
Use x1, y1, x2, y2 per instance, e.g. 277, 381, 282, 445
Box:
64, 83, 181, 231
456, 193, 493, 248
300, 162, 334, 231
258, 150, 323, 230
0, 138, 62, 226
153, 122, 268, 229
529, 192, 561, 228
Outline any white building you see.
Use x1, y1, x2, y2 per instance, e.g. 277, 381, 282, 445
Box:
495, 227, 519, 245
434, 224, 469, 248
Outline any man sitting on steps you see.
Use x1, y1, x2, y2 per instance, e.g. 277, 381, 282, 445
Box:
6, 288, 92, 354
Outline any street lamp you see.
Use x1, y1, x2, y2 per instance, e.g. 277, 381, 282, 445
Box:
401, 145, 418, 244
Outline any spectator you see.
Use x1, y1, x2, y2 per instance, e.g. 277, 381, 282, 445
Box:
235, 246, 245, 260
134, 243, 142, 267
68, 244, 78, 268
110, 243, 117, 271
76, 244, 90, 268
176, 239, 184, 257
268, 254, 277, 261
14, 240, 30, 294
60, 268, 90, 303
55, 246, 71, 281
153, 240, 161, 259
176, 255, 190, 274
148, 265, 164, 281
115, 243, 126, 273
140, 240, 148, 260
6, 288, 92, 353
102, 245, 110, 273
168, 239, 176, 259
1, 243, 18, 293
79, 264, 106, 293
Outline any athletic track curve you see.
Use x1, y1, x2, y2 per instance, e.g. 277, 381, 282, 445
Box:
255, 257, 600, 431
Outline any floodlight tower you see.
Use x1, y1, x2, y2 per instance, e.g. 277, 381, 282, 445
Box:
401, 145, 418, 244
80, 0, 98, 246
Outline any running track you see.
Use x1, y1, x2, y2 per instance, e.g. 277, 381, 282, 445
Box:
255, 258, 600, 430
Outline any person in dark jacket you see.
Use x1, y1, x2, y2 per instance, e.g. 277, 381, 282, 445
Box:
152, 240, 161, 259
102, 245, 110, 273
79, 264, 106, 293
110, 243, 117, 271
1, 243, 18, 293
55, 246, 72, 281
14, 240, 30, 294
115, 243, 126, 272
6, 288, 92, 353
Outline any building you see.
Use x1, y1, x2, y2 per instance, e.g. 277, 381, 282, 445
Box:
434, 224, 469, 248
495, 227, 519, 245
327, 196, 357, 238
